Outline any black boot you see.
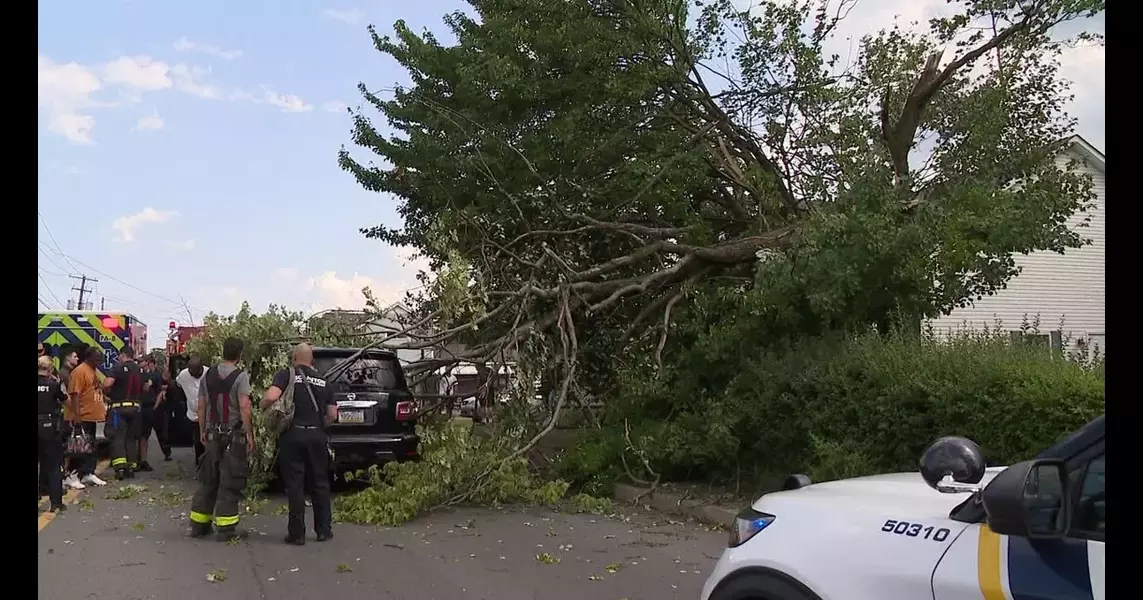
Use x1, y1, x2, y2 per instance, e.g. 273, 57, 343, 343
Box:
138, 461, 154, 472
284, 534, 305, 545
115, 468, 134, 481
188, 522, 213, 538
49, 503, 67, 513
216, 525, 248, 542
316, 531, 333, 542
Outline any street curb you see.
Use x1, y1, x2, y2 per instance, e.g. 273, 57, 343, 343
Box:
612, 483, 739, 529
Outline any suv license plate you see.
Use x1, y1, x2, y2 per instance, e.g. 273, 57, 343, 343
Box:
339, 410, 365, 424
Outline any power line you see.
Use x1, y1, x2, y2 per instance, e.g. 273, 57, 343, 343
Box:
38, 273, 64, 307
37, 213, 79, 273
43, 246, 202, 312
38, 244, 71, 274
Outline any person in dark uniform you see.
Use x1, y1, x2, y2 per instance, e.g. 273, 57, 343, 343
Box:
103, 346, 144, 480
188, 337, 254, 542
261, 343, 337, 545
38, 356, 68, 512
136, 355, 169, 470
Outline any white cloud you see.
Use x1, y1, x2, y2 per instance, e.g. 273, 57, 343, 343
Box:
323, 8, 364, 25
112, 207, 180, 242
171, 64, 222, 99
263, 88, 313, 113
101, 56, 173, 91
39, 53, 224, 142
266, 246, 430, 314
166, 238, 195, 251
173, 37, 243, 60
133, 113, 165, 132
38, 55, 103, 144
322, 100, 348, 113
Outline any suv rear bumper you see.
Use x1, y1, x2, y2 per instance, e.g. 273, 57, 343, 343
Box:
328, 433, 420, 469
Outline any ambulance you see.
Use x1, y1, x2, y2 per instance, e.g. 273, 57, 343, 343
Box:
37, 312, 148, 374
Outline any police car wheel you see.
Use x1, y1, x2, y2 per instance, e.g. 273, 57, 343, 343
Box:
709, 571, 820, 600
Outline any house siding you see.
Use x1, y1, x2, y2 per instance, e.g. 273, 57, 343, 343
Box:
929, 146, 1105, 355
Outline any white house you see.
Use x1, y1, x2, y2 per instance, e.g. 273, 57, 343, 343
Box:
929, 135, 1105, 355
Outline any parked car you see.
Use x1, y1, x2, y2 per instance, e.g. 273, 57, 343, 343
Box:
699, 414, 1105, 600
314, 347, 420, 474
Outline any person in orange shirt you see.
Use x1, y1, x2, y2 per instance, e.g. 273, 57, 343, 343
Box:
63, 347, 108, 489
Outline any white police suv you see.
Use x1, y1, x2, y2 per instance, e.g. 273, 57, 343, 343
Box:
700, 415, 1105, 600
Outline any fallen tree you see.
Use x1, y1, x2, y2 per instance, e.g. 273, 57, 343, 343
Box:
341, 0, 1100, 452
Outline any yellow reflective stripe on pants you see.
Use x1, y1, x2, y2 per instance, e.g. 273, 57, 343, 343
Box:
189, 511, 212, 524
111, 457, 128, 466
214, 515, 239, 527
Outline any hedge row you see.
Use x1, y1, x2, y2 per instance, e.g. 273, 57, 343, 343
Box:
559, 329, 1105, 491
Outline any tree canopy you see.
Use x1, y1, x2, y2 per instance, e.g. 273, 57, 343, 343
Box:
340, 0, 1103, 412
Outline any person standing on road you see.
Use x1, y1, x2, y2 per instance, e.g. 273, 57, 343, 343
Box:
136, 356, 169, 470
41, 349, 80, 497
261, 343, 337, 545
38, 355, 68, 512
188, 338, 254, 542
175, 356, 207, 467
63, 347, 108, 490
103, 346, 144, 480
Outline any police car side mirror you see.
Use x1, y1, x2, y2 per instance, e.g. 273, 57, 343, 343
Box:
980, 458, 1070, 540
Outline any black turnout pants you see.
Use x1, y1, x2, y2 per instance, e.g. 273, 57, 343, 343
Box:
105, 406, 141, 471
278, 426, 332, 539
38, 421, 63, 506
190, 429, 249, 530
138, 405, 171, 458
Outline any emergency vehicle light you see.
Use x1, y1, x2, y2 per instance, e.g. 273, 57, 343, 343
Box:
101, 317, 120, 329
729, 508, 775, 548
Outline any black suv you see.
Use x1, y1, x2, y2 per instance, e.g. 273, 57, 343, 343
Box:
313, 347, 421, 472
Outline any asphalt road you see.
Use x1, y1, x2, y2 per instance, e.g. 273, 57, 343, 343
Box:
38, 445, 725, 600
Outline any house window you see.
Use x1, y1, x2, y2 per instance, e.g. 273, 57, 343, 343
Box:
1010, 330, 1064, 352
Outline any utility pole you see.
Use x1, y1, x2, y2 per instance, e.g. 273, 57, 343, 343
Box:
69, 274, 98, 311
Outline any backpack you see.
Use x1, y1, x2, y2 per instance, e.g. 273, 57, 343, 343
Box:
264, 367, 319, 435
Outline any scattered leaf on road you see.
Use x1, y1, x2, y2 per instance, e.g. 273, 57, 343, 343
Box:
535, 553, 560, 565
336, 564, 352, 573
206, 569, 227, 583
129, 523, 145, 532
605, 562, 622, 573
110, 484, 148, 500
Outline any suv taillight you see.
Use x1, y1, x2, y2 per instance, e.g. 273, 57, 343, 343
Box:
396, 400, 416, 421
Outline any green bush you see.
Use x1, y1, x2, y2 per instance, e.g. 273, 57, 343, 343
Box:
333, 420, 569, 526
561, 328, 1104, 489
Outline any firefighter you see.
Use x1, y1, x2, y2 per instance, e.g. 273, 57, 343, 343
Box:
38, 355, 68, 512
188, 337, 254, 542
261, 343, 337, 545
103, 346, 144, 479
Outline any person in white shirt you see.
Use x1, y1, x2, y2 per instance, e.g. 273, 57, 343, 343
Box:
175, 356, 207, 467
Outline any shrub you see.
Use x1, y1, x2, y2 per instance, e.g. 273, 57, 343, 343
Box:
560, 328, 1105, 489
333, 420, 569, 526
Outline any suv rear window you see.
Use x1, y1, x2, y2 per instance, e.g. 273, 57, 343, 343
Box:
314, 355, 406, 390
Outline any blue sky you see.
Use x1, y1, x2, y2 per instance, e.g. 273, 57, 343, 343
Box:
38, 1, 1104, 350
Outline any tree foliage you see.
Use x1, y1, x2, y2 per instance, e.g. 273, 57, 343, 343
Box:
184, 302, 366, 496
343, 0, 1101, 398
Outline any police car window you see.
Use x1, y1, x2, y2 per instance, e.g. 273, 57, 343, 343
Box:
314, 357, 400, 389
1072, 453, 1105, 537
